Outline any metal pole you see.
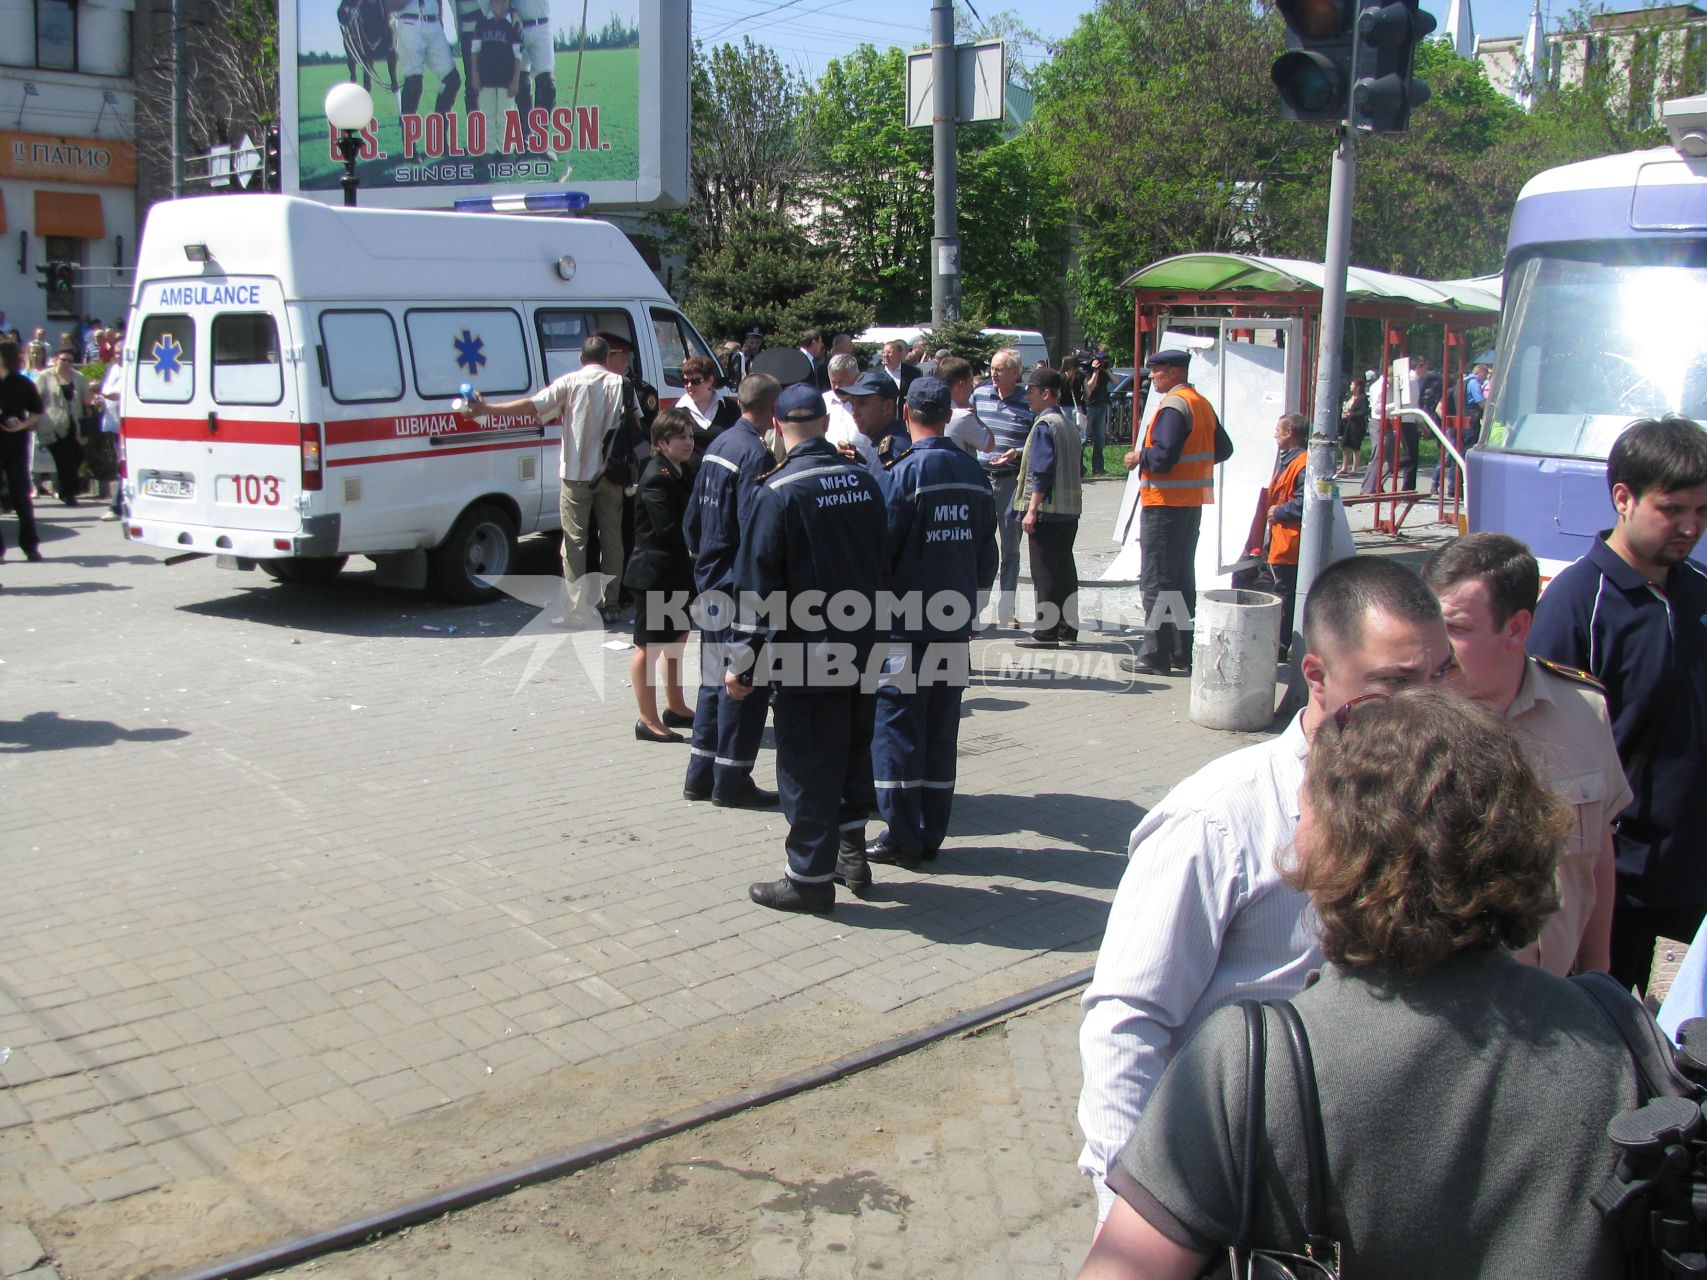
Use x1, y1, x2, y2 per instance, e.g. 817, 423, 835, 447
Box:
170, 0, 187, 197
929, 0, 959, 326
1293, 125, 1356, 658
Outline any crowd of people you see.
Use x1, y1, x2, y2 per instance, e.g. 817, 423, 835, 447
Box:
0, 316, 126, 565
1076, 413, 1707, 1277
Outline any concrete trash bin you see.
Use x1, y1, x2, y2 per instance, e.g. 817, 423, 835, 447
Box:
1189, 588, 1283, 731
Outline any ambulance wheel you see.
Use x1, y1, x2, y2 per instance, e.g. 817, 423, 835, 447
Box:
433, 502, 514, 603
263, 556, 349, 584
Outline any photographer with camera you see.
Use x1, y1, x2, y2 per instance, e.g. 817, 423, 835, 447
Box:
1079, 690, 1638, 1280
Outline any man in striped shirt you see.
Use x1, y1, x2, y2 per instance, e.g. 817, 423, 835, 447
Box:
970, 349, 1032, 628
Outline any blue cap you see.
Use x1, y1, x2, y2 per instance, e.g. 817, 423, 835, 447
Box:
1146, 348, 1191, 369
775, 382, 828, 423
843, 369, 898, 398
905, 377, 951, 416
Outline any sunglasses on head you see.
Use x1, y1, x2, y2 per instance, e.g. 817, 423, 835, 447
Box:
1331, 692, 1389, 733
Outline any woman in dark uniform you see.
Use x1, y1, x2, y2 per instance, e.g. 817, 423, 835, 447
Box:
626, 406, 698, 742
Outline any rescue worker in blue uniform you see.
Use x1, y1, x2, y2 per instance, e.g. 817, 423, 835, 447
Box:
728, 383, 890, 914
682, 373, 782, 808
838, 369, 911, 466
866, 378, 998, 871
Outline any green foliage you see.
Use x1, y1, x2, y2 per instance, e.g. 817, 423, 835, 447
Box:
797, 44, 1071, 329
802, 46, 935, 322
685, 39, 809, 258
683, 206, 872, 346
918, 317, 1000, 367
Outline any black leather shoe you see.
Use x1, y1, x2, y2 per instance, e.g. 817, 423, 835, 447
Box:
1016, 632, 1059, 650
713, 783, 780, 809
682, 785, 711, 802
635, 721, 684, 743
1121, 657, 1167, 675
865, 837, 922, 870
661, 709, 696, 729
23, 550, 43, 563
749, 877, 833, 914
833, 852, 873, 899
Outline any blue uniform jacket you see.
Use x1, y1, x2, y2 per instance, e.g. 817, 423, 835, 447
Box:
683, 418, 773, 596
882, 437, 998, 641
732, 437, 889, 689
1529, 532, 1707, 907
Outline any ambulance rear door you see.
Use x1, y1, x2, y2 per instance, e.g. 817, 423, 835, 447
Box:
127, 279, 306, 550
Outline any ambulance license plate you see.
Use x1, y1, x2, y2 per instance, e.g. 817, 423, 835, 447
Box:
143, 474, 194, 499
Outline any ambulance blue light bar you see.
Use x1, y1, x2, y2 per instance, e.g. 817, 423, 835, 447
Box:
453, 192, 591, 214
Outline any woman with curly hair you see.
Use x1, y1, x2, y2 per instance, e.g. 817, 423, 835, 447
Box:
1080, 690, 1642, 1280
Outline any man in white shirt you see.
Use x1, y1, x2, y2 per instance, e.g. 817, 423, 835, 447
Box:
822, 353, 867, 464
1077, 555, 1459, 1224
467, 333, 626, 610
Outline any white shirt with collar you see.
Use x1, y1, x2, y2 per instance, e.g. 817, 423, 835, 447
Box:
1077, 711, 1321, 1221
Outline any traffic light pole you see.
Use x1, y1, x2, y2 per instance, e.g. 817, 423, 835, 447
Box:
1293, 124, 1356, 654
929, 0, 960, 325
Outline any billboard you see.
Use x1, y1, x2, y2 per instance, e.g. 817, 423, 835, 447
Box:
279, 0, 689, 210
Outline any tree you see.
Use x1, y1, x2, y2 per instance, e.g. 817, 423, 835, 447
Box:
1034, 0, 1324, 345
802, 44, 1072, 328
684, 206, 872, 347
686, 39, 811, 258
802, 46, 936, 322
135, 0, 280, 181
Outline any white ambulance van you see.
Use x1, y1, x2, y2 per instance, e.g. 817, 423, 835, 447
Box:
122, 195, 716, 601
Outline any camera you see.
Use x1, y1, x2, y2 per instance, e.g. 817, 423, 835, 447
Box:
1597, 1017, 1707, 1276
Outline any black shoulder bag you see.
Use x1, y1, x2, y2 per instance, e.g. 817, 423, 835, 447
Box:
1206, 1000, 1343, 1280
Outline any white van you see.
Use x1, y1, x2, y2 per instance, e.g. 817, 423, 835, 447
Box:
122, 195, 716, 601
854, 324, 1050, 370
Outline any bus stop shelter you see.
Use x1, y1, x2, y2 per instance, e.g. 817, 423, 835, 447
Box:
1121, 252, 1502, 532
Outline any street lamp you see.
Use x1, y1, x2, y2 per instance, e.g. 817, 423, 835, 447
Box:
324, 82, 374, 208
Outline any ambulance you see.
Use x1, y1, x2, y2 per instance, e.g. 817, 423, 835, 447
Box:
122, 195, 716, 601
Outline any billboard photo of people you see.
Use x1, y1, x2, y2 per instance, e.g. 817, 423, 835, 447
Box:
292, 0, 643, 196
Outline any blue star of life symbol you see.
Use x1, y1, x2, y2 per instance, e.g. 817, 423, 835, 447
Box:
151, 333, 184, 382
453, 329, 486, 374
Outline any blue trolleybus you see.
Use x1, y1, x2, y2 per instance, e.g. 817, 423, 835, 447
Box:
1470, 100, 1707, 581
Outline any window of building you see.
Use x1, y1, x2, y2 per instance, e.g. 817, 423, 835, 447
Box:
36, 0, 75, 70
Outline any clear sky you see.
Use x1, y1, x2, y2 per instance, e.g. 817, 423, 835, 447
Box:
690, 0, 1552, 83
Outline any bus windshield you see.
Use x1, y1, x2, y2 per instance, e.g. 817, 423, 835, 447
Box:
1485, 251, 1707, 460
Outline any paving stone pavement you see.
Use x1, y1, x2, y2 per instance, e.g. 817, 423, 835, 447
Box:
275, 991, 1097, 1280
0, 475, 1444, 1278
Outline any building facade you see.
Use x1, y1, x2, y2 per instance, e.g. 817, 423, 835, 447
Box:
0, 0, 136, 341
1480, 4, 1707, 125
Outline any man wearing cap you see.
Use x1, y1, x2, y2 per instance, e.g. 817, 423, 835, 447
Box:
972, 349, 1033, 627
1015, 367, 1083, 648
865, 378, 998, 873
727, 383, 889, 914
467, 333, 626, 616
682, 374, 784, 810
839, 369, 910, 466
1123, 349, 1219, 675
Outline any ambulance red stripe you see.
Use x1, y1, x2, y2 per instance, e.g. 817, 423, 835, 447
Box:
122, 417, 299, 446
328, 438, 547, 467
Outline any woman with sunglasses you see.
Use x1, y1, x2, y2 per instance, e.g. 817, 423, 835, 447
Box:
1081, 690, 1640, 1280
677, 355, 738, 456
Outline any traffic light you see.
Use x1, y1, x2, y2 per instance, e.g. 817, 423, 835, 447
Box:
36, 261, 73, 293
1349, 0, 1437, 132
1272, 0, 1355, 124
264, 129, 281, 192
